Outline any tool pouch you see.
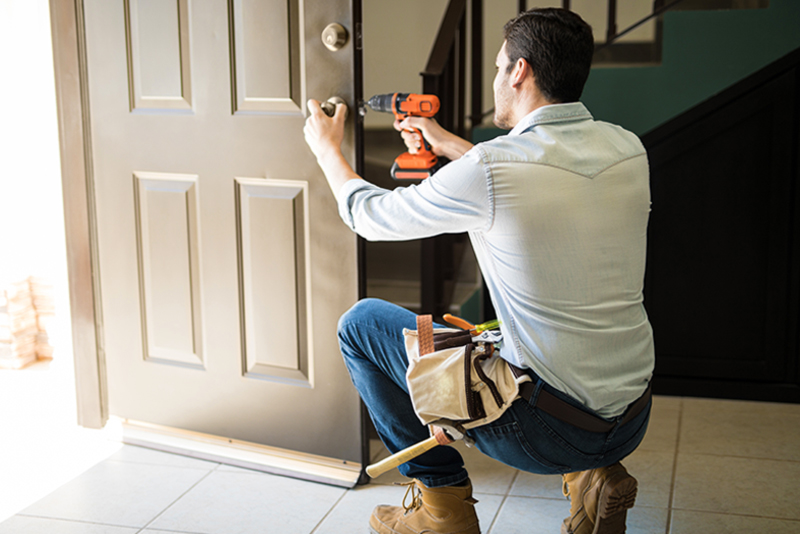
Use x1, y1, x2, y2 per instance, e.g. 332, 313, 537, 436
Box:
404, 315, 530, 430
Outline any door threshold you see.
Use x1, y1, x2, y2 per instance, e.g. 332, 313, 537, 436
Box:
119, 418, 362, 488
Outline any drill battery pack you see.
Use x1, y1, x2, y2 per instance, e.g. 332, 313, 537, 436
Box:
391, 152, 444, 180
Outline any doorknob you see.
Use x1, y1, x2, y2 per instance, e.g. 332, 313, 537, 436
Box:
322, 23, 348, 51
320, 96, 348, 118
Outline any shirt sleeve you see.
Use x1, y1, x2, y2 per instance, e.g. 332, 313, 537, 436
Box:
336, 147, 492, 241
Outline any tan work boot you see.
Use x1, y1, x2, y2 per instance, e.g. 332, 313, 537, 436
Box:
561, 462, 638, 534
369, 479, 481, 534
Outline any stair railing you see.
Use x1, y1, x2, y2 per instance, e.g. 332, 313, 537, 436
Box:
596, 0, 690, 51
418, 0, 483, 317
515, 0, 690, 52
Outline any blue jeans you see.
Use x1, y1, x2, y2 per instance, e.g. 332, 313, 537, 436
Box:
338, 298, 651, 488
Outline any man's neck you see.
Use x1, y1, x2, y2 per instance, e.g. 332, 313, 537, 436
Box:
512, 92, 555, 126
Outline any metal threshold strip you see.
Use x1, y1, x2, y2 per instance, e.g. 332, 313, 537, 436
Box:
121, 419, 362, 488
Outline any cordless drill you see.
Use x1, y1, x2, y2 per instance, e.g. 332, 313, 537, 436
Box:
366, 93, 442, 180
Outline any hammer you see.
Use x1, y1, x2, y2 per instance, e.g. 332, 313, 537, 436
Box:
365, 424, 471, 478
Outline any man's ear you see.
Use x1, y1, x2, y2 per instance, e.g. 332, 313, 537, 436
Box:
510, 58, 530, 88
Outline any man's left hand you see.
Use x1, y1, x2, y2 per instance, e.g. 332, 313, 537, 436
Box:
304, 99, 347, 164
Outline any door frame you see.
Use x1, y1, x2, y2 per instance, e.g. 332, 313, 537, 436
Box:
49, 0, 368, 487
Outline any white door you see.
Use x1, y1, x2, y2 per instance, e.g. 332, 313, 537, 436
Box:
61, 0, 363, 485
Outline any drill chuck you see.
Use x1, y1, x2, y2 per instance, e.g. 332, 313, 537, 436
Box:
366, 93, 400, 114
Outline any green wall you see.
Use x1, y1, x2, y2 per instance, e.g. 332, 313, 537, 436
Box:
582, 0, 800, 136
474, 0, 800, 141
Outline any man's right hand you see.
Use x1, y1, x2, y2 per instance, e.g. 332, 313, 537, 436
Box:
394, 116, 474, 161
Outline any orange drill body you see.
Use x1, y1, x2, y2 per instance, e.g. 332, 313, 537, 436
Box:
366, 93, 442, 180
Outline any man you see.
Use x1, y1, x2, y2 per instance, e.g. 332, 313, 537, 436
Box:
304, 8, 654, 534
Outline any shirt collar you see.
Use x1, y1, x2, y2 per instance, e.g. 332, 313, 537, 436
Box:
508, 102, 593, 136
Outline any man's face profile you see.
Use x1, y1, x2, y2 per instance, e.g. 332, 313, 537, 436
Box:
492, 42, 514, 129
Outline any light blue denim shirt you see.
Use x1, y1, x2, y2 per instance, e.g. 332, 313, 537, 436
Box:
337, 102, 654, 417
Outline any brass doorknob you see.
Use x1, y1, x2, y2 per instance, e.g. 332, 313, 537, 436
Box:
322, 23, 348, 51
320, 96, 348, 118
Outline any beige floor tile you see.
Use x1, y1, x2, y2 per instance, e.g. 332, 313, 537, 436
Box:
472, 493, 506, 533
638, 395, 681, 452
454, 440, 520, 495
21, 460, 212, 528
488, 496, 569, 534
670, 510, 800, 534
314, 484, 405, 534
627, 506, 669, 534
673, 453, 800, 519
148, 469, 346, 534
680, 397, 800, 461
0, 516, 139, 534
486, 495, 663, 534
509, 471, 564, 499
624, 449, 675, 509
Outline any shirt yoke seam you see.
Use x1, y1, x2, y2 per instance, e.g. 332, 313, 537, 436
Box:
488, 151, 647, 179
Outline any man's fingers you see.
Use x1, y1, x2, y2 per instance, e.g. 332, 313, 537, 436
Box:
307, 99, 323, 116
334, 102, 348, 121
400, 130, 421, 153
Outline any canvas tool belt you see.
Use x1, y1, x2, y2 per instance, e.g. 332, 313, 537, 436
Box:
404, 315, 531, 431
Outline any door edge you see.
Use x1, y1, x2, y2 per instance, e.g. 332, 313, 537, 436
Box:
49, 0, 108, 428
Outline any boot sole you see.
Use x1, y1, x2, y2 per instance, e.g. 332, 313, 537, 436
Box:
592, 472, 638, 534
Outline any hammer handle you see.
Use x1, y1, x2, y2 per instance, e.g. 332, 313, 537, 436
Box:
366, 435, 440, 478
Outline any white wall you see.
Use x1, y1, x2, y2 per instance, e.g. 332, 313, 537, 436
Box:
0, 0, 72, 365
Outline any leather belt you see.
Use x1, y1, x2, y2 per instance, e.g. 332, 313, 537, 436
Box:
517, 379, 652, 433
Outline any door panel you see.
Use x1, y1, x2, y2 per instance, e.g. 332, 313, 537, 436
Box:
81, 0, 362, 469
133, 172, 203, 369
126, 0, 192, 111
230, 0, 301, 112
236, 178, 311, 386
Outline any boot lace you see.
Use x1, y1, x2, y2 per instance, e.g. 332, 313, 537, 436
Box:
398, 481, 423, 515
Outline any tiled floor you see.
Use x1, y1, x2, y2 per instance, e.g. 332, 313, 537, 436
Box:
2, 392, 800, 533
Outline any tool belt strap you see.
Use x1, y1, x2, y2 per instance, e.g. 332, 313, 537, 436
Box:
513, 366, 651, 433
416, 315, 435, 356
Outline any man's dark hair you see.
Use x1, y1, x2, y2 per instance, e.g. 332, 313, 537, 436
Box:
503, 8, 594, 103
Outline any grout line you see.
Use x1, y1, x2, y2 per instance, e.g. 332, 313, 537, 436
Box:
16, 514, 143, 530
134, 464, 222, 534
484, 493, 509, 534
664, 451, 800, 464
666, 508, 800, 522
135, 527, 205, 534
308, 488, 349, 534
482, 494, 567, 503
504, 469, 520, 496
664, 397, 683, 534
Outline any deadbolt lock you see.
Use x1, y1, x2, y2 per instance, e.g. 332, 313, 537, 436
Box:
322, 23, 348, 51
